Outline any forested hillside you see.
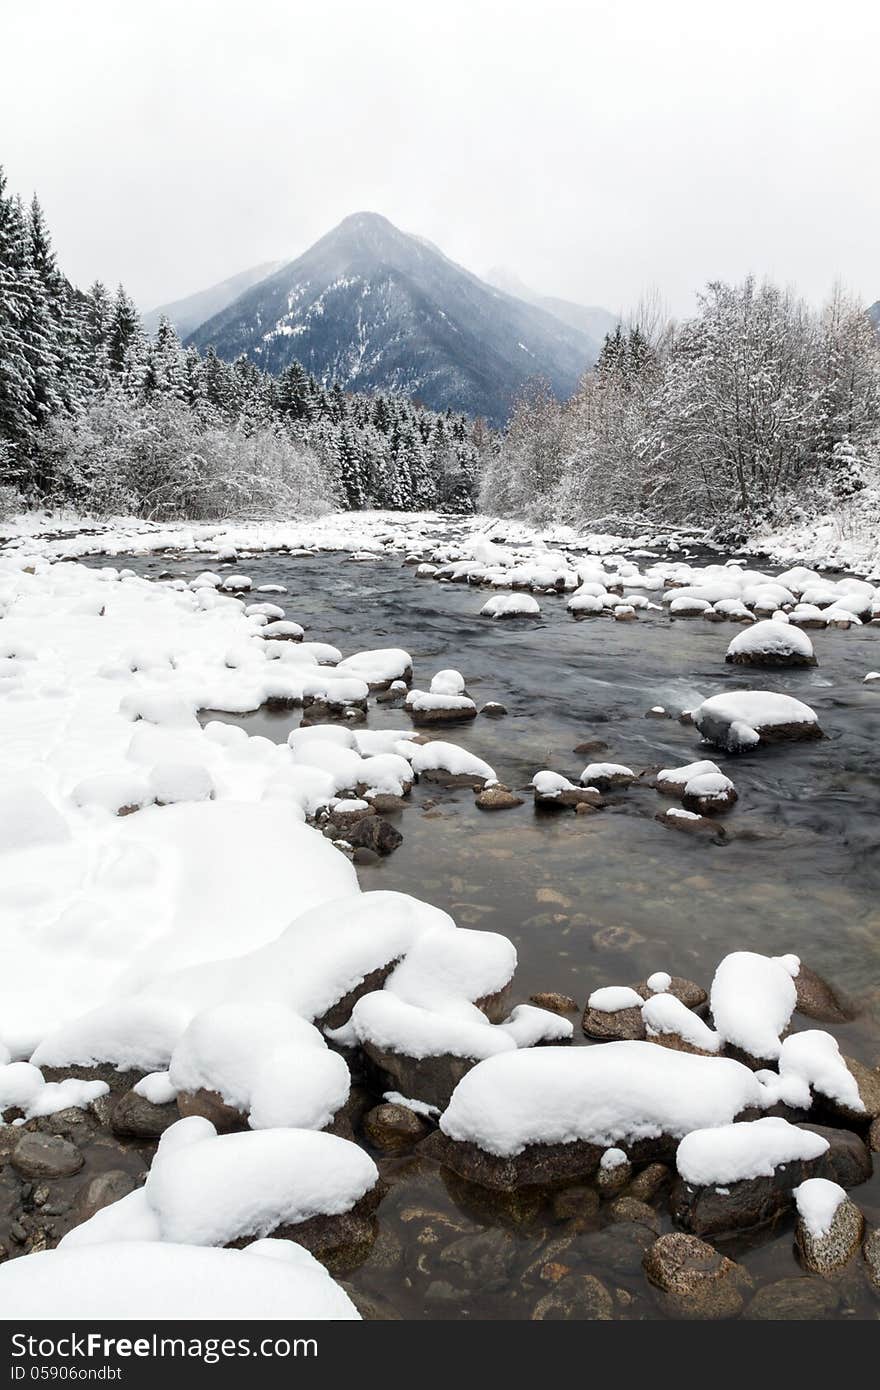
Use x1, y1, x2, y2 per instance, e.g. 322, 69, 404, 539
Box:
0, 172, 484, 520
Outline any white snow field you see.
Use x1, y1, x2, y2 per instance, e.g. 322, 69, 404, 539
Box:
0, 1241, 360, 1320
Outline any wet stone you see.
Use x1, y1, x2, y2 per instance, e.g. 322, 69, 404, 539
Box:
578, 1222, 656, 1276
531, 1273, 613, 1320
746, 1277, 842, 1320
11, 1133, 84, 1181
341, 817, 403, 856
72, 1170, 138, 1224
626, 1163, 671, 1203
438, 1228, 518, 1290
551, 1185, 601, 1224
863, 1227, 880, 1295
475, 786, 524, 811
793, 963, 854, 1024
607, 1196, 660, 1232
530, 992, 578, 1015
796, 1195, 864, 1275
582, 1004, 645, 1042
111, 1088, 179, 1139
643, 1232, 753, 1320
362, 1103, 430, 1154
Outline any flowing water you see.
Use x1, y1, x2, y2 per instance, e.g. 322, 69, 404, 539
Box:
87, 542, 880, 1319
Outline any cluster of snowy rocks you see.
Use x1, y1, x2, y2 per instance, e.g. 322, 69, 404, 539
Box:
1, 516, 877, 1320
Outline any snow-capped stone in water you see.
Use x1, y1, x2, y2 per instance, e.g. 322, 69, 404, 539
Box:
764, 1029, 866, 1115
580, 762, 634, 790
794, 1179, 864, 1274
676, 1118, 829, 1187
260, 619, 305, 642
0, 1241, 359, 1320
596, 1146, 631, 1195
710, 950, 798, 1062
428, 1041, 768, 1189
219, 575, 251, 593
647, 971, 672, 993
643, 1233, 752, 1320
865, 671, 880, 683
656, 759, 722, 792
532, 770, 603, 811
405, 689, 477, 724
670, 595, 712, 617
587, 986, 644, 1013
335, 648, 413, 690
692, 690, 821, 751
669, 1119, 871, 1238
725, 619, 816, 667
567, 591, 605, 616
429, 669, 466, 697
711, 599, 754, 623
655, 807, 725, 838
410, 740, 496, 787
480, 592, 540, 618
245, 602, 285, 620
681, 771, 737, 815
642, 993, 721, 1055
479, 701, 508, 717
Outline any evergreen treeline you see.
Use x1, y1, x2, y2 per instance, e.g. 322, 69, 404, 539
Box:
0, 169, 482, 520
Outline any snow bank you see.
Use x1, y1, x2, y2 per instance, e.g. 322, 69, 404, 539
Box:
0, 1241, 359, 1320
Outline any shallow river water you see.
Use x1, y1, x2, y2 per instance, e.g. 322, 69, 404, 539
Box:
90, 540, 880, 1319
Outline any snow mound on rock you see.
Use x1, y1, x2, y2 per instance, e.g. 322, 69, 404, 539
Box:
676, 1117, 829, 1185
439, 1042, 768, 1157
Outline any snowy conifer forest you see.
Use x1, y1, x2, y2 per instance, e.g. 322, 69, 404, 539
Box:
1, 0, 879, 1354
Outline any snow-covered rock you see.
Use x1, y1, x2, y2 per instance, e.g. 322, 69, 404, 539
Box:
692, 691, 821, 752
480, 592, 540, 618
725, 619, 816, 667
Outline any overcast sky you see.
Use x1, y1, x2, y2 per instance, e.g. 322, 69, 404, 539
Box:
3, 0, 878, 318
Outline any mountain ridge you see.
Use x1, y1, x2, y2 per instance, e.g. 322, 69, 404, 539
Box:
186, 213, 602, 423
142, 261, 283, 339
